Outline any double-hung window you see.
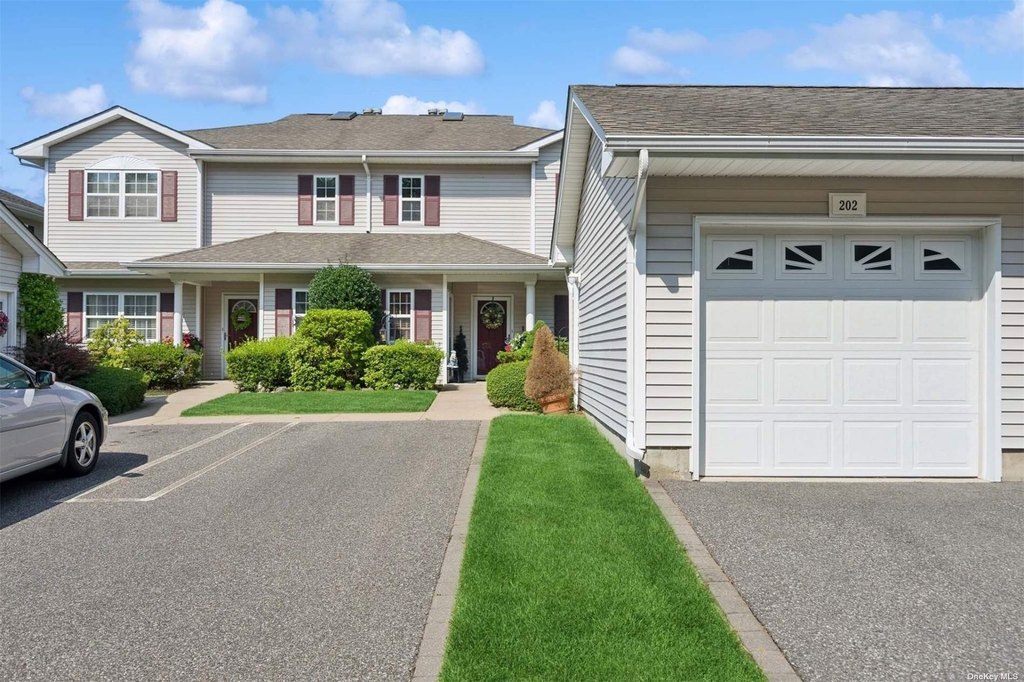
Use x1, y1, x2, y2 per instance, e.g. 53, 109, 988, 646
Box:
386, 290, 413, 342
86, 171, 159, 218
315, 176, 336, 223
85, 293, 159, 341
293, 290, 309, 329
400, 176, 422, 224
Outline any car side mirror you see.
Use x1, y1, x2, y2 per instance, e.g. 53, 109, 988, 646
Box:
35, 371, 56, 387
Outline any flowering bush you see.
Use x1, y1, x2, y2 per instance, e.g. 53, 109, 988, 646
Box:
0, 310, 8, 337
182, 332, 203, 351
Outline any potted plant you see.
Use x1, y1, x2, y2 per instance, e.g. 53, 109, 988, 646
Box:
524, 323, 573, 415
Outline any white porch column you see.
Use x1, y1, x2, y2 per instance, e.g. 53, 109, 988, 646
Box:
525, 278, 536, 330
172, 281, 184, 345
195, 285, 203, 339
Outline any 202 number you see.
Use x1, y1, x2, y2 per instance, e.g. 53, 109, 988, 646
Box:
838, 199, 859, 211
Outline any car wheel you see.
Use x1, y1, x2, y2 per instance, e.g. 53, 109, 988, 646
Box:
64, 411, 100, 476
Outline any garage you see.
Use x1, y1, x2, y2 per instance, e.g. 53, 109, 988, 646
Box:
700, 226, 989, 477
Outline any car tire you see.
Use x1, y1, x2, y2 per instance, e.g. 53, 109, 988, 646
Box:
64, 411, 100, 476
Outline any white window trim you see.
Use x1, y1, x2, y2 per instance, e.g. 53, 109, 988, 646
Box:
707, 235, 763, 279
293, 289, 308, 331
84, 292, 160, 342
776, 235, 833, 280
85, 170, 161, 221
313, 174, 337, 225
385, 288, 414, 343
914, 235, 972, 281
399, 175, 424, 226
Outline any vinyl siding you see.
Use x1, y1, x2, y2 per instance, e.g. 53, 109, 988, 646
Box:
643, 175, 1024, 450
57, 278, 196, 346
205, 164, 368, 245
47, 120, 197, 262
533, 142, 562, 257
1, 236, 22, 290
574, 134, 633, 438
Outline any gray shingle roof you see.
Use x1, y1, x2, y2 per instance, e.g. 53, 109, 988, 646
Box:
65, 261, 127, 271
0, 189, 43, 214
185, 114, 555, 151
573, 85, 1024, 138
136, 232, 549, 267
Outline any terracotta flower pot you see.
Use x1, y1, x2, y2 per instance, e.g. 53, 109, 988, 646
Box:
538, 392, 571, 415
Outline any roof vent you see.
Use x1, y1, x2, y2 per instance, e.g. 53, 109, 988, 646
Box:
427, 108, 448, 116
442, 111, 464, 121
362, 107, 382, 115
330, 111, 357, 120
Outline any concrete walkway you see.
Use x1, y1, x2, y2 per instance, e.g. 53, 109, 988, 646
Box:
110, 381, 236, 425
425, 382, 505, 421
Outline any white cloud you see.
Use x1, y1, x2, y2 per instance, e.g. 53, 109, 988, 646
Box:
610, 46, 675, 76
380, 95, 482, 115
789, 11, 970, 86
267, 0, 484, 76
527, 100, 562, 129
127, 0, 270, 104
20, 84, 109, 119
935, 0, 1024, 52
610, 26, 707, 76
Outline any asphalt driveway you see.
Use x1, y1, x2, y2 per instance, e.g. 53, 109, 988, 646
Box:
662, 480, 1024, 681
0, 420, 479, 681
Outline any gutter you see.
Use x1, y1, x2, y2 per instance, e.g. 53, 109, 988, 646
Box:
122, 262, 553, 272
603, 135, 1024, 155
189, 149, 541, 162
362, 154, 372, 234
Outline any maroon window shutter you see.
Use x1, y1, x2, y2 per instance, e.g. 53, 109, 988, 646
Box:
297, 175, 313, 225
383, 175, 399, 225
414, 289, 432, 342
68, 170, 84, 221
275, 288, 293, 337
159, 292, 174, 341
424, 175, 440, 226
66, 292, 84, 342
554, 294, 569, 342
338, 175, 355, 226
554, 172, 559, 192
161, 170, 178, 222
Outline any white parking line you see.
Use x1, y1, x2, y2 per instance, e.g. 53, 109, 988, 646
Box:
61, 423, 250, 503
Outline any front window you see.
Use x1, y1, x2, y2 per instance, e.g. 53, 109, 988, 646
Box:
85, 293, 159, 341
86, 171, 158, 218
293, 290, 308, 330
315, 176, 336, 223
387, 290, 412, 342
400, 176, 422, 223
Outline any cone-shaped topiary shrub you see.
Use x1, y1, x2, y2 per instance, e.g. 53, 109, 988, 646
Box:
524, 323, 573, 402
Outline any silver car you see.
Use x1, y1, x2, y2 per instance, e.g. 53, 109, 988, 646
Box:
0, 353, 108, 483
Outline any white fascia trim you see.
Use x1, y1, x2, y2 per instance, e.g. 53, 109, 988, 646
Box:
63, 270, 152, 278
694, 215, 1001, 230
549, 98, 589, 264
12, 106, 213, 159
0, 203, 66, 275
189, 150, 540, 163
124, 262, 553, 272
514, 129, 565, 152
570, 91, 608, 144
604, 135, 1024, 155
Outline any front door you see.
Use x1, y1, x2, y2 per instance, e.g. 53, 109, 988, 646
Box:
227, 299, 258, 349
476, 299, 508, 376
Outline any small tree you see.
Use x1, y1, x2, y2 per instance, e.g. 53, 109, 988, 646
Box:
524, 323, 573, 402
453, 326, 469, 378
307, 265, 381, 323
17, 273, 63, 339
87, 317, 143, 368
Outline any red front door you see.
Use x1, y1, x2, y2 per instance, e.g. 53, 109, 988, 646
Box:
227, 299, 259, 349
476, 299, 508, 375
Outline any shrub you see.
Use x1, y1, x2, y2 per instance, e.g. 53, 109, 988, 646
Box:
525, 324, 573, 402
363, 340, 444, 390
87, 317, 143, 367
226, 336, 293, 392
307, 265, 382, 324
16, 330, 94, 382
72, 366, 148, 416
288, 309, 375, 390
497, 321, 569, 364
124, 343, 202, 390
17, 273, 63, 338
453, 326, 469, 377
486, 361, 540, 412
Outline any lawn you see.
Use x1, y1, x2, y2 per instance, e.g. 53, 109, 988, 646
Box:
181, 390, 436, 416
440, 414, 764, 681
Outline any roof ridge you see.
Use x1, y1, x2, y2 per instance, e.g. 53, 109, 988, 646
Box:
574, 83, 1024, 91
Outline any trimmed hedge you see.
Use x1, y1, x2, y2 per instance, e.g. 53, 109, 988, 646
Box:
485, 361, 540, 412
288, 309, 375, 390
125, 343, 202, 390
73, 366, 148, 416
226, 336, 293, 392
307, 265, 382, 324
17, 273, 63, 338
363, 340, 444, 390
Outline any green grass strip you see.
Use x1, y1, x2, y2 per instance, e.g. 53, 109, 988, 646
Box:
181, 389, 435, 416
441, 414, 764, 681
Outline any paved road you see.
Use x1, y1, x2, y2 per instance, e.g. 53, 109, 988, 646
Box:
662, 480, 1024, 682
0, 420, 479, 681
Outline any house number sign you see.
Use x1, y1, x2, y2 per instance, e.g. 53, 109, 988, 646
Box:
829, 192, 867, 217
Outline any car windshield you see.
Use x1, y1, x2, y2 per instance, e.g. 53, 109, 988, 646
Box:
0, 357, 34, 390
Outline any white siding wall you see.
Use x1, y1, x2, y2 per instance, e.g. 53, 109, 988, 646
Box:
1, 236, 22, 290
47, 120, 198, 261
643, 175, 1024, 450
574, 135, 633, 438
533, 142, 561, 257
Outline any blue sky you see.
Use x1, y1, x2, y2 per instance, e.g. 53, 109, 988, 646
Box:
2, 0, 1022, 202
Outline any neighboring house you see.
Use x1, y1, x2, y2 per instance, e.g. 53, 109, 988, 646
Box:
0, 190, 65, 350
553, 85, 1023, 481
12, 107, 565, 379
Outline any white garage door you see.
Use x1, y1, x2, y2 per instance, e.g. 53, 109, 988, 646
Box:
702, 230, 982, 477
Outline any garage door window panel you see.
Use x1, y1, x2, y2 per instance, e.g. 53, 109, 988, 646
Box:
915, 237, 970, 280
777, 236, 832, 279
847, 237, 901, 279
708, 237, 762, 279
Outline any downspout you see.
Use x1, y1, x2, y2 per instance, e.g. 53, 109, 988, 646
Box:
362, 154, 372, 233
627, 148, 650, 238
625, 148, 650, 464
565, 270, 581, 409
